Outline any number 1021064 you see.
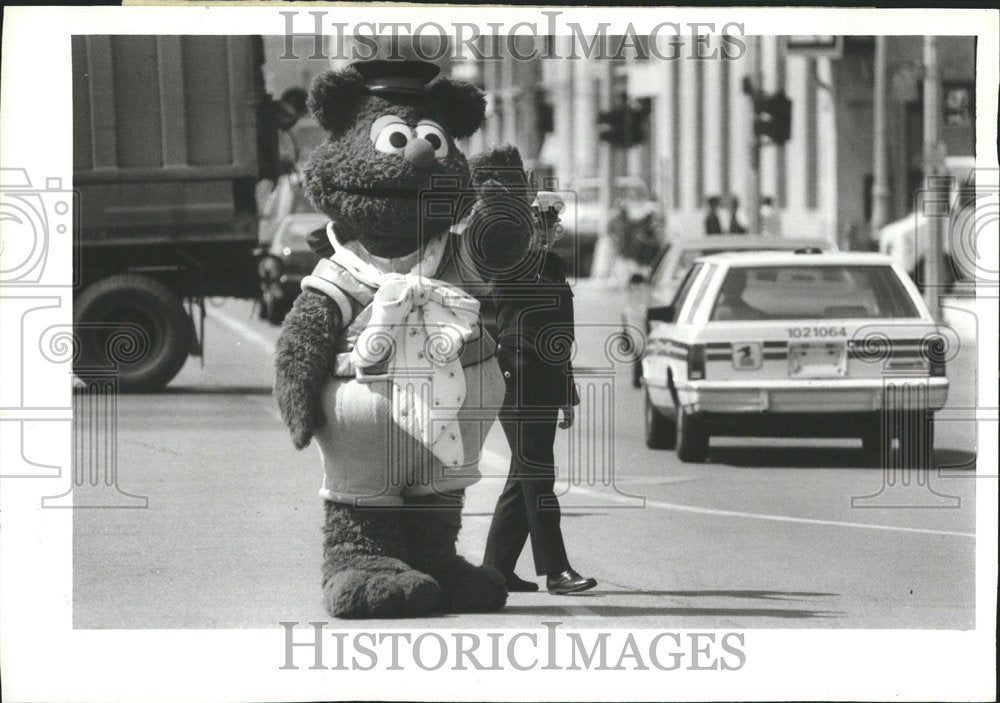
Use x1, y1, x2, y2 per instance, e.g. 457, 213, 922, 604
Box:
787, 326, 847, 339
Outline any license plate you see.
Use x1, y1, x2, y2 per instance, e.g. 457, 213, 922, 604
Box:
788, 341, 846, 378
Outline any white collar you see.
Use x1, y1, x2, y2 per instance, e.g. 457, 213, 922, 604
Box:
326, 222, 448, 286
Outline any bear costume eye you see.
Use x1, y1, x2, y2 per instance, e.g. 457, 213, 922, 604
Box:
370, 115, 411, 155
415, 121, 449, 158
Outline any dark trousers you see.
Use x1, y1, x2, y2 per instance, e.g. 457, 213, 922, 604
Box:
483, 407, 570, 577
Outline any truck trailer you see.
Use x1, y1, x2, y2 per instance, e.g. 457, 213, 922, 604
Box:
72, 35, 279, 391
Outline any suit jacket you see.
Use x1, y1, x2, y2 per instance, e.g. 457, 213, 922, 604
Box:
492, 251, 580, 410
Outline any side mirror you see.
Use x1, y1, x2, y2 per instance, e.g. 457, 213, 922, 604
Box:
647, 305, 674, 327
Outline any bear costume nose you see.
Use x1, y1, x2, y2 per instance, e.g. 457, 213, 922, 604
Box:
404, 138, 435, 168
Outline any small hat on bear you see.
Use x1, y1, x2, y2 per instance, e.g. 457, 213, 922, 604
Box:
352, 59, 440, 96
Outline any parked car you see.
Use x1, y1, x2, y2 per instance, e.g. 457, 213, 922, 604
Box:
641, 250, 950, 464
620, 235, 833, 386
556, 176, 662, 277
255, 174, 326, 324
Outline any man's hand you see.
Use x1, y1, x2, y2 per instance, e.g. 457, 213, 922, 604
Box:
558, 405, 575, 430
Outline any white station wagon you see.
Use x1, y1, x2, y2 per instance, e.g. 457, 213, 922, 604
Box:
641, 250, 951, 464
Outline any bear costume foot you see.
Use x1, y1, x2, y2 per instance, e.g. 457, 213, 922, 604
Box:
403, 491, 508, 614
322, 501, 441, 619
322, 562, 441, 619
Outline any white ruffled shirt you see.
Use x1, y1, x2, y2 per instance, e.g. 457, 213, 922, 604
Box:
311, 225, 481, 469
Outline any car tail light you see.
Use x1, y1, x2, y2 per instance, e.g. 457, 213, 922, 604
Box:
923, 335, 947, 377
688, 344, 706, 380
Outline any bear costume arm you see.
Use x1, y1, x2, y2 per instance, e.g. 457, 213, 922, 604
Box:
274, 290, 343, 449
466, 145, 536, 281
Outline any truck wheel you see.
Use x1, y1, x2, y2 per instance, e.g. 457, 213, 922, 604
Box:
644, 390, 676, 450
74, 274, 192, 392
676, 408, 709, 463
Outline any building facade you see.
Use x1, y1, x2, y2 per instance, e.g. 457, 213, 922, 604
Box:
262, 33, 976, 252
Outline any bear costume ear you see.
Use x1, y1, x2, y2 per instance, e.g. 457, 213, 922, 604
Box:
307, 67, 367, 133
427, 78, 487, 139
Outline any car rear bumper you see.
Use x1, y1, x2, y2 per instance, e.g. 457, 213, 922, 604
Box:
668, 377, 949, 414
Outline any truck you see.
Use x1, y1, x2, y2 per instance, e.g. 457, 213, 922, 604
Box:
72, 35, 280, 391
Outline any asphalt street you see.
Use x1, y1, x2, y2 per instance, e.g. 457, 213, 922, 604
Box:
73, 284, 978, 630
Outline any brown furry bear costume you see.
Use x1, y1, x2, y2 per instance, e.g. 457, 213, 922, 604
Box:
274, 59, 535, 618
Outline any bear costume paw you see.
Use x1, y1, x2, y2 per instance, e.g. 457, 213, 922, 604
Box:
322, 560, 441, 619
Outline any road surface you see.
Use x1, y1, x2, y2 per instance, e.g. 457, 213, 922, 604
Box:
74, 284, 978, 630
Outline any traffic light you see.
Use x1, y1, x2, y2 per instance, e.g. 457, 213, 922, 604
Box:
598, 99, 650, 148
753, 90, 792, 145
598, 108, 625, 145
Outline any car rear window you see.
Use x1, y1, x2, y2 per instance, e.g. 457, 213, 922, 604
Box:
709, 265, 920, 321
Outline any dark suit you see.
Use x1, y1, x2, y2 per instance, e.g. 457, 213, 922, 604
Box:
705, 211, 723, 235
483, 251, 580, 577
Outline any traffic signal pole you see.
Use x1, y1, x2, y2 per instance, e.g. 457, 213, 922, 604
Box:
595, 56, 617, 281
747, 36, 763, 234
922, 36, 944, 320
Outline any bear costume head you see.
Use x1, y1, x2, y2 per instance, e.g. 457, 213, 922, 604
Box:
302, 59, 489, 260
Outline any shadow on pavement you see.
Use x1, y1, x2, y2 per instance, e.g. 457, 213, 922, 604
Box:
710, 445, 976, 470
583, 589, 837, 601
462, 511, 610, 518
500, 604, 840, 619
156, 385, 276, 396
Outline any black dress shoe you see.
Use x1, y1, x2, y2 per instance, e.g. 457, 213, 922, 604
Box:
503, 573, 539, 592
546, 569, 597, 595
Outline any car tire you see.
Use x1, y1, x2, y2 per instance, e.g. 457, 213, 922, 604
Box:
860, 416, 887, 468
263, 293, 291, 326
631, 357, 643, 388
896, 410, 935, 469
644, 390, 676, 450
74, 274, 192, 393
675, 408, 709, 463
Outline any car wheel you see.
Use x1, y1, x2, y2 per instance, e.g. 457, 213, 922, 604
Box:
265, 295, 290, 325
631, 357, 643, 388
675, 407, 709, 463
896, 410, 935, 469
860, 415, 887, 468
644, 390, 676, 450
